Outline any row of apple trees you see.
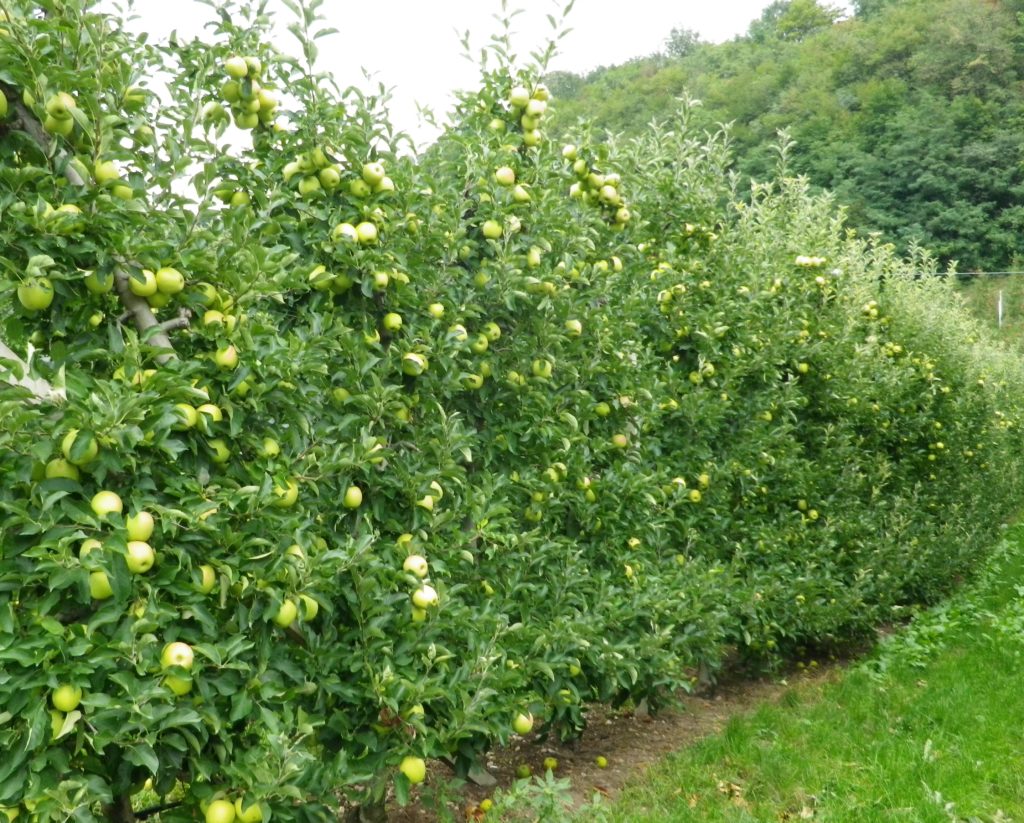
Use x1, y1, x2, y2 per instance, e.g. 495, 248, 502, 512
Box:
2, 1, 1024, 821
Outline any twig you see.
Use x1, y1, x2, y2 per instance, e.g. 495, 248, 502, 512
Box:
135, 801, 182, 820
158, 308, 192, 333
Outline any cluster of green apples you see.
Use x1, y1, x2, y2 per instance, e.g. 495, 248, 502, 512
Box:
214, 55, 276, 131
487, 82, 551, 148
563, 144, 632, 229
40, 91, 77, 138
201, 792, 264, 823
281, 146, 342, 198
401, 543, 438, 622
116, 265, 186, 310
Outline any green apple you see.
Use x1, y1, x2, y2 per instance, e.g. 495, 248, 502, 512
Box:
94, 160, 120, 185
208, 439, 231, 464
44, 458, 80, 481
79, 538, 102, 559
531, 359, 552, 380
332, 222, 359, 243
196, 564, 216, 594
611, 433, 629, 449
91, 490, 123, 517
462, 374, 484, 390
481, 220, 502, 239
165, 675, 192, 696
343, 485, 363, 509
564, 319, 583, 337
0, 90, 7, 120
595, 402, 611, 417
155, 267, 185, 294
161, 641, 194, 669
205, 799, 236, 823
561, 144, 578, 160
508, 86, 530, 108
526, 99, 547, 117
44, 114, 75, 136
83, 270, 114, 294
234, 799, 263, 823
128, 269, 158, 297
274, 599, 298, 628
512, 712, 533, 735
214, 345, 239, 369
543, 756, 558, 771
299, 593, 319, 620
494, 166, 515, 186
45, 91, 76, 119
374, 176, 395, 193
225, 56, 249, 78
318, 165, 340, 188
382, 312, 403, 332
297, 175, 321, 197
427, 302, 445, 319
361, 161, 386, 186
402, 353, 428, 376
272, 478, 299, 507
126, 511, 154, 542
89, 571, 113, 599
51, 684, 82, 713
197, 403, 223, 423
512, 185, 531, 203
523, 129, 541, 147
125, 541, 155, 574
17, 277, 54, 311
411, 585, 439, 609
403, 554, 429, 578
355, 221, 379, 244
595, 755, 608, 768
259, 437, 280, 458
349, 178, 371, 198
399, 756, 426, 785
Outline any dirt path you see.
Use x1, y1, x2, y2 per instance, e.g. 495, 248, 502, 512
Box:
388, 662, 841, 821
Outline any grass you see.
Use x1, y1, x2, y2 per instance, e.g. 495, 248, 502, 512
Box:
585, 525, 1024, 823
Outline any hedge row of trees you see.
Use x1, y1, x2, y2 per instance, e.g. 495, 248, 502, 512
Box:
2, 1, 1023, 820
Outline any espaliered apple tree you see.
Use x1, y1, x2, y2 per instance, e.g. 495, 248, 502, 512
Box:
4, 2, 1024, 821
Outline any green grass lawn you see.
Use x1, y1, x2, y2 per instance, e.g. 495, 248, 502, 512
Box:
587, 526, 1024, 823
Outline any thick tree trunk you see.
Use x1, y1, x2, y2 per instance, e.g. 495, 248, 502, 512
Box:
104, 793, 136, 823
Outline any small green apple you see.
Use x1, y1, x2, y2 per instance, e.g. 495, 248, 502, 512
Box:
91, 490, 123, 517
51, 684, 82, 713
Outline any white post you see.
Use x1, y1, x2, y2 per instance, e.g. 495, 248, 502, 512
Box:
998, 290, 1004, 328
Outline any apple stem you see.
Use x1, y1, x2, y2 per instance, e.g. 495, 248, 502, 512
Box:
113, 269, 179, 365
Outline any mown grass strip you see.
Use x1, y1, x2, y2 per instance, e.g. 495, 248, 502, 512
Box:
592, 526, 1024, 823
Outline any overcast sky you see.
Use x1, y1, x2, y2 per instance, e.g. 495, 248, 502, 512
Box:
98, 0, 853, 144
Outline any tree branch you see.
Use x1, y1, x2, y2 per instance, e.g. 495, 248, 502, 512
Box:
0, 338, 66, 403
158, 307, 192, 333
114, 270, 178, 365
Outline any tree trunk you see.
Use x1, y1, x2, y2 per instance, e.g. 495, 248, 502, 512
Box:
104, 793, 136, 823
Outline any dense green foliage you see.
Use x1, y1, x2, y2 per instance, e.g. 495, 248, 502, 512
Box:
1, 1, 1024, 820
549, 0, 1024, 272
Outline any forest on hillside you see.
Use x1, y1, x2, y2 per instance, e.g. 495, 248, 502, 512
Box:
546, 0, 1024, 273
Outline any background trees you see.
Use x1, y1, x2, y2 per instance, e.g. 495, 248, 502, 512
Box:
551, 0, 1024, 272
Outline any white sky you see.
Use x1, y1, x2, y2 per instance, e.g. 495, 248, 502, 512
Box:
99, 0, 853, 145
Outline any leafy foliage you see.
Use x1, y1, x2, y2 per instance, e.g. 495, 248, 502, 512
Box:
1, 1, 1023, 820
